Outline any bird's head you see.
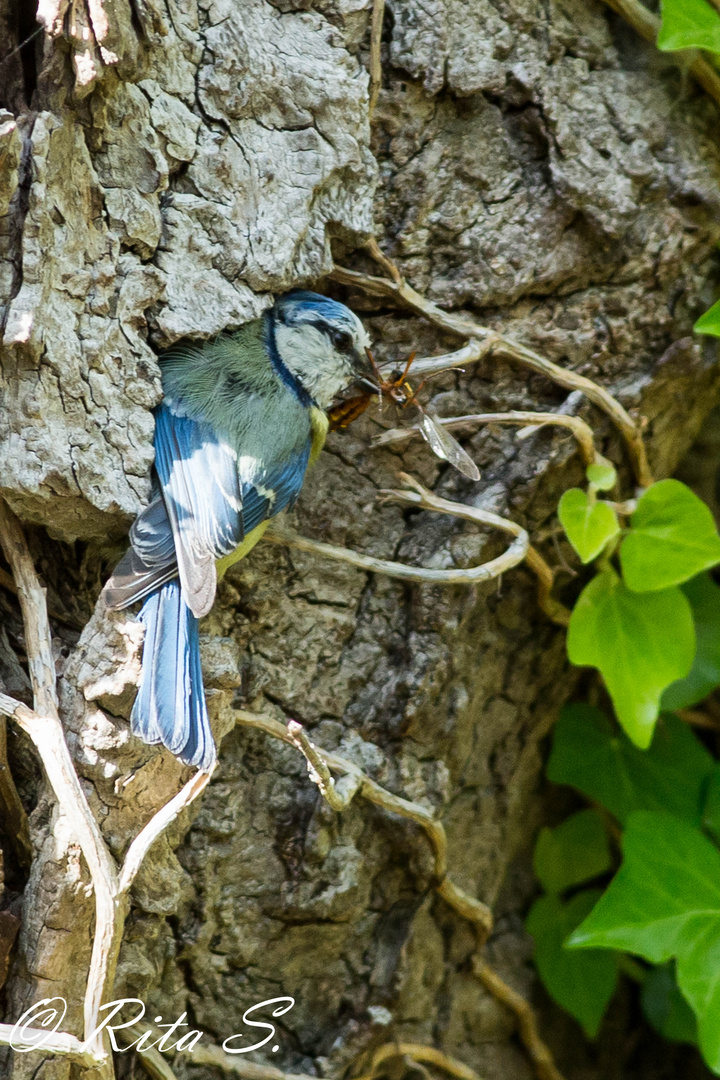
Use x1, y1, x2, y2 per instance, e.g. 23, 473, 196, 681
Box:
270, 291, 377, 409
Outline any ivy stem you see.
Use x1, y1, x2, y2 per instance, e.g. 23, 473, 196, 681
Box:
608, 499, 637, 518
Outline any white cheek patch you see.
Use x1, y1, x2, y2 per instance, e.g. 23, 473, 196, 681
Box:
275, 319, 367, 408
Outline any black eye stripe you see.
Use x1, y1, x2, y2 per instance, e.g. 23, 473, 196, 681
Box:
303, 320, 354, 352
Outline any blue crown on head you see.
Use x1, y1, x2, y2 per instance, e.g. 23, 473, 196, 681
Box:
274, 290, 358, 332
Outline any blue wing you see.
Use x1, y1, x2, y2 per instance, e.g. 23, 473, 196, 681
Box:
153, 403, 243, 617
239, 444, 312, 534
104, 403, 314, 617
105, 393, 316, 772
152, 403, 313, 615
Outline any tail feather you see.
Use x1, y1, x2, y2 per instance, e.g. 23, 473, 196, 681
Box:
132, 579, 217, 771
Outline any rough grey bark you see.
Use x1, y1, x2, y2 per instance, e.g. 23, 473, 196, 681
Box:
0, 1, 719, 1080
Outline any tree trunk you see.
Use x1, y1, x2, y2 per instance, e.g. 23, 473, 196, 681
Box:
0, 2, 719, 1079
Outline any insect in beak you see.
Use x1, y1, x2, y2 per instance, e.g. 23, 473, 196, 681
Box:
331, 347, 481, 482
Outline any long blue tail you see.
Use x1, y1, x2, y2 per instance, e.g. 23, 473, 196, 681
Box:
132, 579, 217, 770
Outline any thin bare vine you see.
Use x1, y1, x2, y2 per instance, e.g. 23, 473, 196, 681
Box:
368, 0, 386, 116
234, 709, 565, 1080
373, 412, 599, 467
0, 500, 214, 1073
331, 239, 653, 489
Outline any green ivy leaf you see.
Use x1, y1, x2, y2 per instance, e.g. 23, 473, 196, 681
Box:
526, 890, 618, 1038
620, 480, 720, 592
534, 810, 611, 895
642, 963, 699, 1046
695, 299, 720, 337
586, 461, 617, 491
569, 812, 720, 1071
567, 571, 695, 747
658, 0, 720, 54
558, 488, 619, 564
662, 574, 720, 710
547, 706, 714, 826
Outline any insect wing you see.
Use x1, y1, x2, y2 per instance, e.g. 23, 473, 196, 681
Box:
418, 411, 481, 481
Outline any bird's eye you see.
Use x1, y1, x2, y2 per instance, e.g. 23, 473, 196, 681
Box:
331, 329, 353, 353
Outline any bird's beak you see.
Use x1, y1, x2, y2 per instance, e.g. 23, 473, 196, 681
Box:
356, 375, 381, 394
353, 347, 381, 394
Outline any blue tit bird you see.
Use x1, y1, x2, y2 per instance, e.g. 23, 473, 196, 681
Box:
102, 291, 376, 771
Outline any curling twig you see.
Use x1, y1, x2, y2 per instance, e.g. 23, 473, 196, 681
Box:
373, 411, 599, 467
332, 244, 652, 487
524, 547, 570, 627
379, 475, 571, 626
267, 474, 569, 626
354, 1042, 486, 1080
266, 473, 529, 587
266, 522, 527, 585
385, 341, 488, 380
236, 708, 491, 933
472, 958, 565, 1080
235, 710, 566, 1080
237, 712, 450, 896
